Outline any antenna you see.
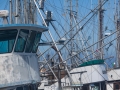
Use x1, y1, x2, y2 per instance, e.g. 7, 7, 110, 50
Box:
39, 0, 45, 9
45, 11, 55, 26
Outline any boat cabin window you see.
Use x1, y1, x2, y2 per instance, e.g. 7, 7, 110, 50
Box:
16, 87, 23, 90
29, 84, 34, 90
25, 31, 36, 53
15, 29, 29, 52
0, 29, 17, 53
25, 31, 41, 53
32, 32, 41, 53
24, 85, 30, 90
0, 28, 42, 54
114, 83, 120, 90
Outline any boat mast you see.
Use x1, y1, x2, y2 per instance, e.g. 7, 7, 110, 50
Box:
69, 0, 74, 67
15, 0, 18, 23
9, 0, 37, 24
116, 0, 120, 67
98, 0, 104, 59
9, 0, 12, 24
69, 0, 78, 68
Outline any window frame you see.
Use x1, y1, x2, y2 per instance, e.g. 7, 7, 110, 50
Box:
32, 32, 42, 53
14, 29, 29, 52
25, 30, 37, 53
0, 29, 18, 54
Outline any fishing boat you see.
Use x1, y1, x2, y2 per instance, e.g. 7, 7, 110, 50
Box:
0, 0, 120, 90
37, 0, 120, 90
0, 0, 48, 90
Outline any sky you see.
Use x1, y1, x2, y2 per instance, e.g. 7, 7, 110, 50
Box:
0, 0, 118, 67
42, 0, 117, 67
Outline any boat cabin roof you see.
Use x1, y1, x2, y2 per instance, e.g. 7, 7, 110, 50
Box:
79, 59, 104, 67
0, 24, 48, 32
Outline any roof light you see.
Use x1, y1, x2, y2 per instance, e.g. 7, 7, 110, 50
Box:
0, 10, 9, 17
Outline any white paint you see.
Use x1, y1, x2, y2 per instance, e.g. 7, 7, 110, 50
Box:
0, 53, 40, 88
107, 69, 120, 81
106, 83, 113, 90
68, 65, 107, 84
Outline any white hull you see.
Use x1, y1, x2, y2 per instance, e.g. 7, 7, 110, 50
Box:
0, 53, 40, 88
40, 64, 120, 90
